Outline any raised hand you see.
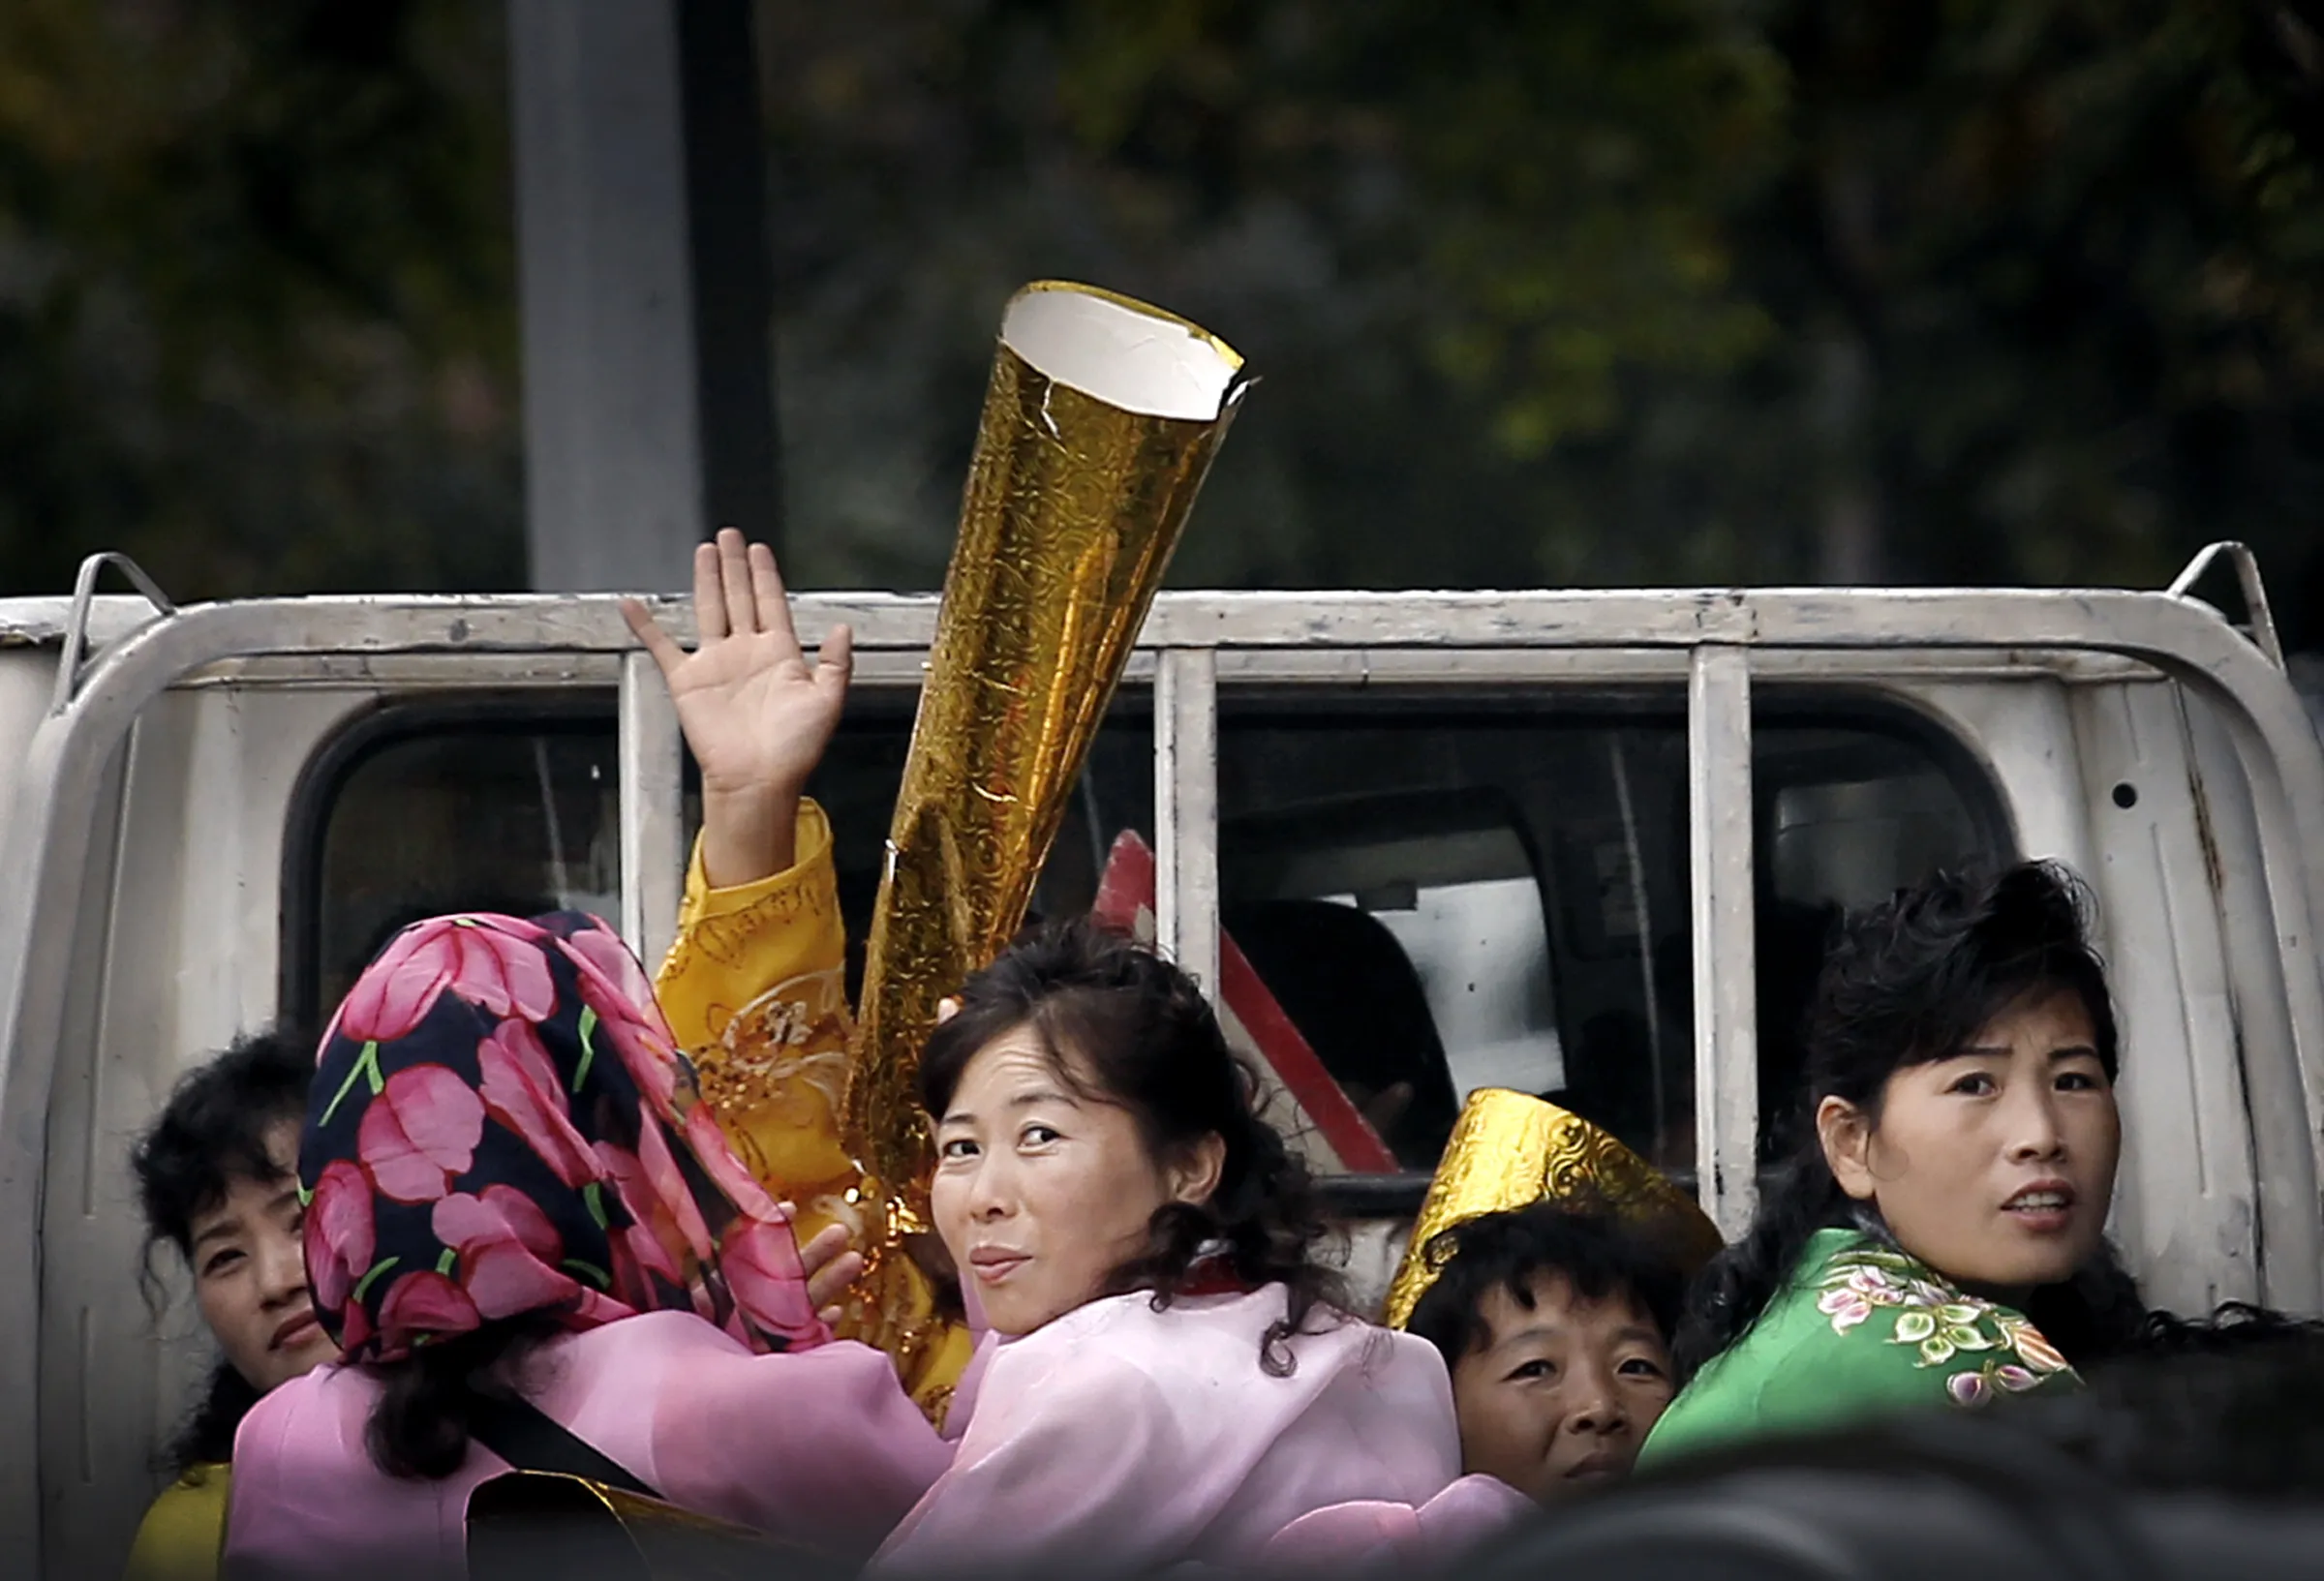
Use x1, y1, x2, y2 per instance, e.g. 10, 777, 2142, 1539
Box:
622, 529, 853, 888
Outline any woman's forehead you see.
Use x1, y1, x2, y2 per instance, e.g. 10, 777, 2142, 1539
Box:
959, 1026, 1079, 1096
1478, 1272, 1658, 1345
1967, 983, 2096, 1044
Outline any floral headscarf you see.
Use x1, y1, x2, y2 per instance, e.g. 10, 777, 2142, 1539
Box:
301, 911, 832, 1364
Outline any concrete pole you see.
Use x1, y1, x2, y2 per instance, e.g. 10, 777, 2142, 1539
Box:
507, 0, 779, 593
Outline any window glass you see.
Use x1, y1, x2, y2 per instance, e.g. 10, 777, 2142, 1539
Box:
1216, 695, 2009, 1183
293, 685, 2006, 1188
300, 707, 620, 1025
1218, 702, 1697, 1176
297, 692, 1151, 1025
1751, 714, 2006, 1156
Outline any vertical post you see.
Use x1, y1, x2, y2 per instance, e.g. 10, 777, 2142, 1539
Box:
1155, 649, 1221, 999
1689, 645, 1759, 1239
676, 0, 781, 542
619, 652, 686, 972
508, 0, 780, 593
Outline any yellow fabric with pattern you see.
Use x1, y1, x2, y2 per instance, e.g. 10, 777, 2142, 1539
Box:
653, 799, 972, 1421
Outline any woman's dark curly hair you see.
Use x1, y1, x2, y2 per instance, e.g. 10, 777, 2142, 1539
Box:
129, 1029, 314, 1473
918, 917, 1343, 1376
1671, 861, 2145, 1383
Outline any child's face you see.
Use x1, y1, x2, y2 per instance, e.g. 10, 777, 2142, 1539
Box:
1448, 1271, 1674, 1504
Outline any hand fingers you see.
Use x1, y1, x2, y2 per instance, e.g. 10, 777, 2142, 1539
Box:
749, 540, 803, 657
813, 623, 854, 704
717, 527, 759, 637
620, 597, 689, 680
935, 996, 962, 1024
794, 1219, 852, 1272
818, 1305, 844, 1328
692, 540, 727, 642
807, 1249, 867, 1312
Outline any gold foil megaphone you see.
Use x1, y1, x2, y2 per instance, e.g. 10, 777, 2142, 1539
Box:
1383, 1088, 1724, 1330
846, 282, 1250, 1229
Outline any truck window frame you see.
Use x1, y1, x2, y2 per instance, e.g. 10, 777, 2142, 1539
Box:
278, 690, 619, 1034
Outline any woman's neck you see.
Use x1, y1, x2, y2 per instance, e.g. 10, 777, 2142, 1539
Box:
1849, 1207, 2039, 1308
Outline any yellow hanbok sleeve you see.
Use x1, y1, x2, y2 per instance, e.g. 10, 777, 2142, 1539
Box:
654, 799, 973, 1421
657, 799, 858, 1205
122, 1464, 229, 1581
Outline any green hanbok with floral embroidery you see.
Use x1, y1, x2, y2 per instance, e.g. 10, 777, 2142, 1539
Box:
1636, 1228, 2079, 1466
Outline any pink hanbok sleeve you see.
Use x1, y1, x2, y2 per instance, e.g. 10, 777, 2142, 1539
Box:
871, 1343, 1195, 1576
1262, 1474, 1536, 1573
649, 1335, 956, 1561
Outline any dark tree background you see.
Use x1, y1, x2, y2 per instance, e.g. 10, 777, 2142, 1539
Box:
4, 0, 2320, 645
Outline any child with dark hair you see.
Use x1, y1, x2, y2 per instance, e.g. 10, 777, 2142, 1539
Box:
1406, 1201, 1687, 1504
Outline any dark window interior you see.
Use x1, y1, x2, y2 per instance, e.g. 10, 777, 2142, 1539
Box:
1217, 699, 1697, 1176
286, 697, 620, 1031
1212, 693, 2008, 1181
289, 684, 2005, 1188
722, 688, 1154, 1005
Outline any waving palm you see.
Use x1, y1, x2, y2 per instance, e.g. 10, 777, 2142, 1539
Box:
623, 529, 853, 883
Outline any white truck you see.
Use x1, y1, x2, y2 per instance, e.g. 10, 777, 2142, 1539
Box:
0, 543, 2319, 1576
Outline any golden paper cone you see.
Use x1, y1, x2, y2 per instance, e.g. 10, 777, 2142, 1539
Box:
846, 282, 1249, 1227
1382, 1088, 1724, 1330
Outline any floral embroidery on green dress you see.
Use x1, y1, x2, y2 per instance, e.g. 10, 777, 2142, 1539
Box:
1813, 1245, 2073, 1407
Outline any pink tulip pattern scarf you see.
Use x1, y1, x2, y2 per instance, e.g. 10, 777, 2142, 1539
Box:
302, 911, 832, 1364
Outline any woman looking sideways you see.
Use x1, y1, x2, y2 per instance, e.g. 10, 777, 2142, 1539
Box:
1639, 862, 2144, 1465
869, 920, 1461, 1577
126, 1033, 338, 1581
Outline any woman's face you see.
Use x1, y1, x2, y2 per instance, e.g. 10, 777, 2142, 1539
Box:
1821, 987, 2121, 1294
188, 1117, 339, 1393
1448, 1273, 1674, 1504
932, 1024, 1221, 1336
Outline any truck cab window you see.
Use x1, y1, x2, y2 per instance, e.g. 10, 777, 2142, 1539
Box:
288, 687, 2006, 1189
1751, 714, 2008, 1157
1219, 703, 1697, 1176
291, 693, 1157, 1031
287, 702, 622, 1028
1216, 697, 2009, 1185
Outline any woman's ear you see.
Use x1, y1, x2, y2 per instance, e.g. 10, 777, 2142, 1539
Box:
1166, 1132, 1228, 1208
1818, 1095, 1880, 1202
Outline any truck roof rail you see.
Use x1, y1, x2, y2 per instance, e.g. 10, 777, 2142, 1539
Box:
48, 552, 175, 716
2168, 540, 2283, 672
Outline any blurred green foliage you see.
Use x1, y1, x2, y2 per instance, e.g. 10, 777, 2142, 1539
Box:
3, 0, 2320, 644
0, 0, 520, 596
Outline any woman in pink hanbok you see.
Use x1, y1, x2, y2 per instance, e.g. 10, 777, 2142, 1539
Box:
869, 921, 1463, 1577
222, 535, 951, 1578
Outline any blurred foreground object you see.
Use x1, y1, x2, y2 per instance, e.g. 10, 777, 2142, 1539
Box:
468, 1471, 839, 1581
1464, 1313, 2324, 1581
847, 282, 1249, 1230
